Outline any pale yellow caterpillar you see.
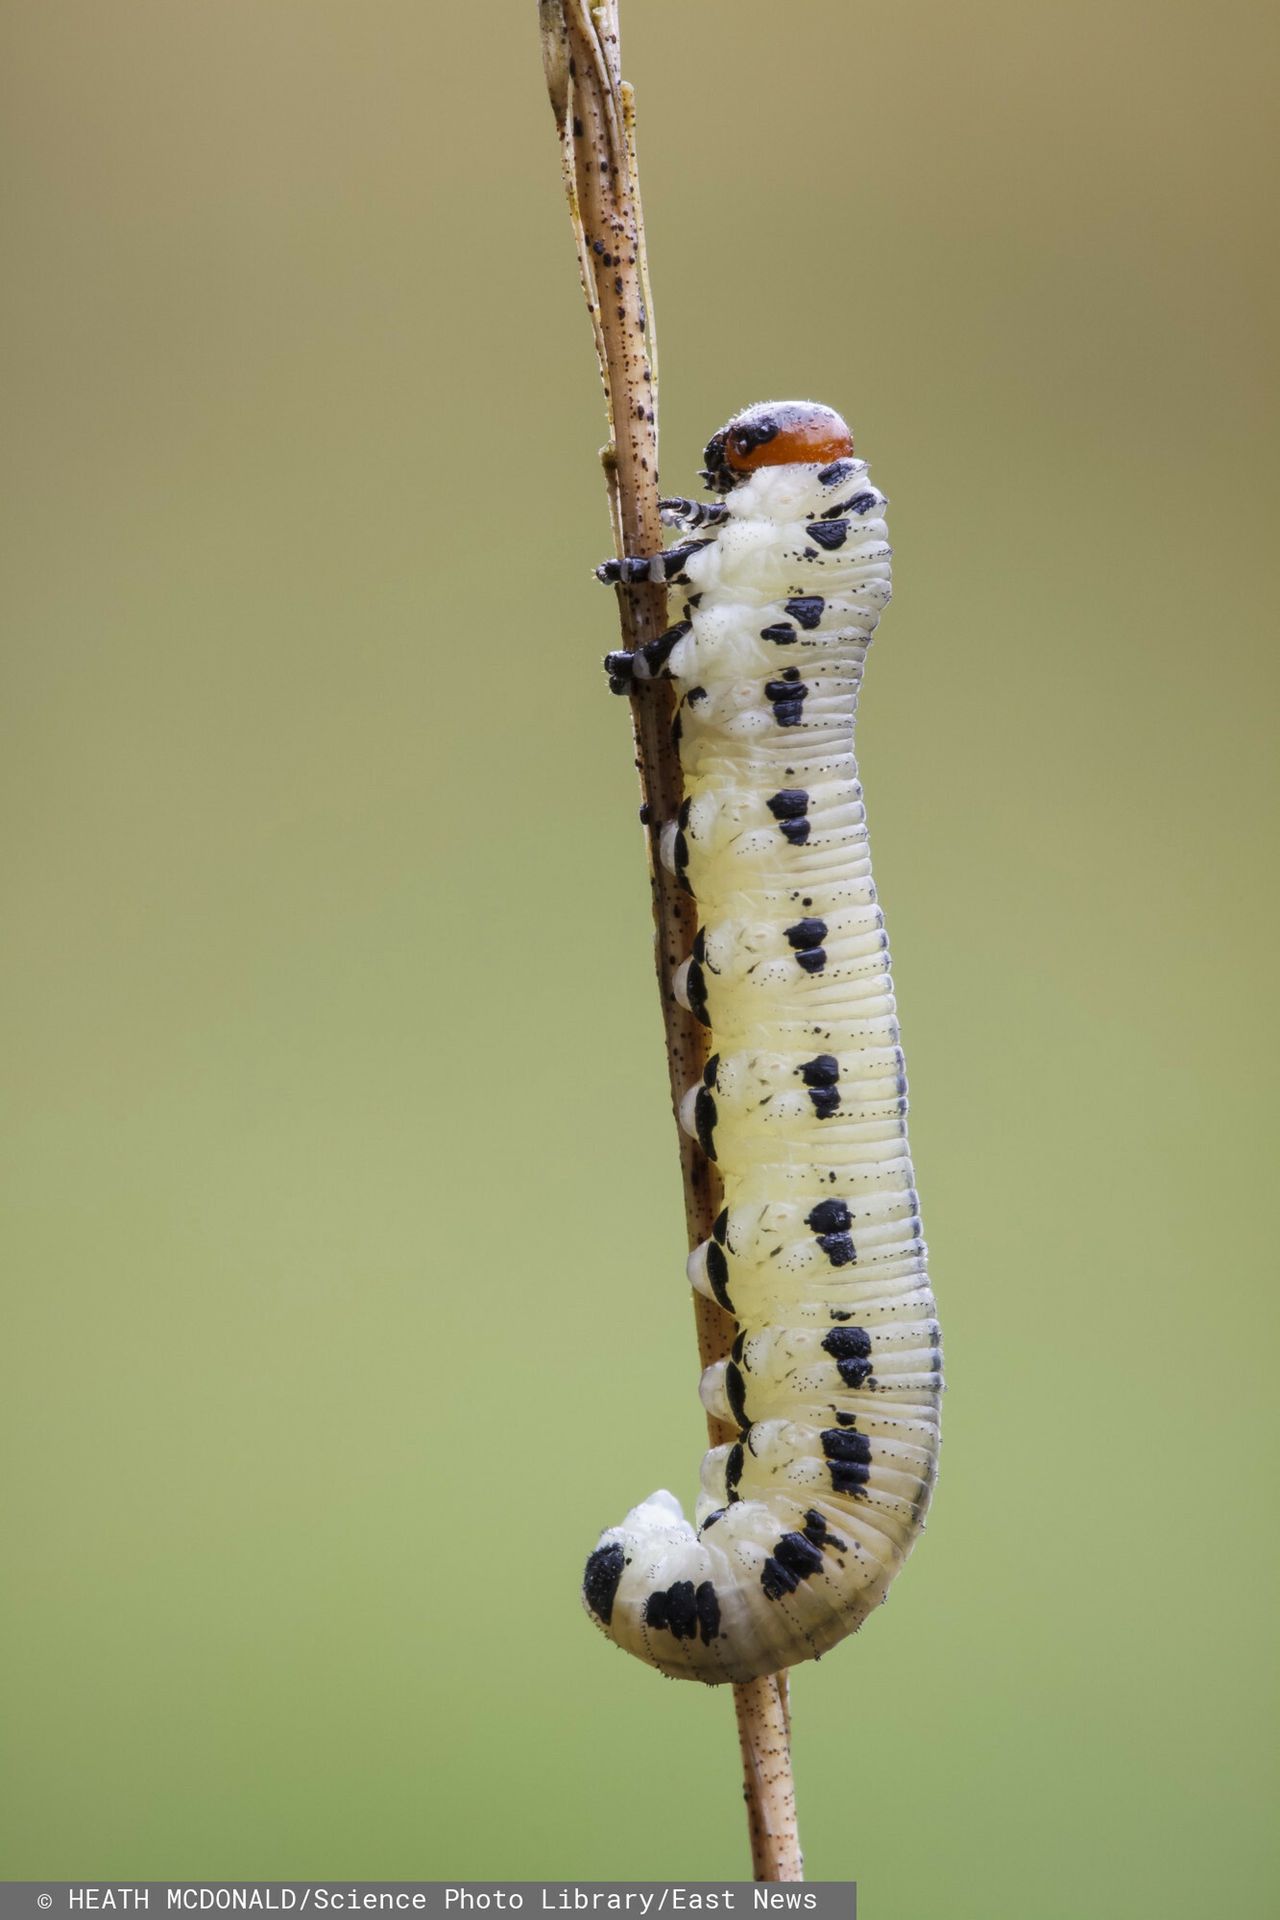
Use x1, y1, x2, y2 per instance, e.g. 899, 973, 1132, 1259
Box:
586, 402, 941, 1684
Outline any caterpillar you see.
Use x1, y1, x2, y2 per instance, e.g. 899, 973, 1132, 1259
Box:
583, 401, 941, 1684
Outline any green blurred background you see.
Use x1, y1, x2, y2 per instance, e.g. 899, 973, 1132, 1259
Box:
2, 0, 1276, 1908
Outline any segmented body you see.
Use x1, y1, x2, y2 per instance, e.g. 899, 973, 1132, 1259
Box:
584, 405, 941, 1684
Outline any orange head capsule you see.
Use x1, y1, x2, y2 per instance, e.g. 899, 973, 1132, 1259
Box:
701, 401, 855, 492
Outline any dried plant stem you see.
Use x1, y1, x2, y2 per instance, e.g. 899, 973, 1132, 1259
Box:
539, 0, 802, 1882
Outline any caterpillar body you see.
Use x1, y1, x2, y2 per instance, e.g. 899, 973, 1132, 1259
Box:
584, 402, 942, 1685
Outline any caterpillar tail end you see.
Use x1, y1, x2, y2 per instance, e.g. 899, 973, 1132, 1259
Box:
581, 1491, 732, 1684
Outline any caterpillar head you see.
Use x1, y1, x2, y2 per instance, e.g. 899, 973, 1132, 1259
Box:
701, 400, 854, 493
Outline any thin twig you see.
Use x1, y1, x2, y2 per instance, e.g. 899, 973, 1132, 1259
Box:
539, 0, 802, 1882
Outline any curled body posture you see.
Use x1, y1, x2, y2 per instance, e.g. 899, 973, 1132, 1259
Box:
585, 402, 941, 1684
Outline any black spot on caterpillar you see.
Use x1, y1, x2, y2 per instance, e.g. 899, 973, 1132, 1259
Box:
806, 1194, 856, 1265
806, 1197, 851, 1232
800, 1052, 842, 1120
681, 925, 712, 1026
620, 619, 691, 686
581, 402, 941, 1683
760, 1530, 825, 1601
704, 1239, 733, 1310
821, 1426, 873, 1494
684, 957, 710, 1025
786, 916, 828, 976
583, 1543, 626, 1626
644, 1579, 721, 1645
693, 1079, 718, 1160
764, 671, 809, 728
822, 1324, 875, 1389
785, 917, 828, 950
802, 1507, 846, 1553
767, 787, 811, 846
784, 596, 826, 629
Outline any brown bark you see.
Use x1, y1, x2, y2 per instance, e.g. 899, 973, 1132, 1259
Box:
539, 1, 802, 1881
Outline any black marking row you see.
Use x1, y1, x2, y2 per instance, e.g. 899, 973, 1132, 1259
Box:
764, 668, 808, 727
760, 596, 827, 644
768, 787, 811, 843
784, 915, 828, 973
760, 1509, 847, 1602
643, 1577, 722, 1645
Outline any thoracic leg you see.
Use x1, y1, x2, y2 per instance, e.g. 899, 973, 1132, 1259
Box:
660, 497, 729, 532
595, 536, 712, 587
602, 621, 693, 694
